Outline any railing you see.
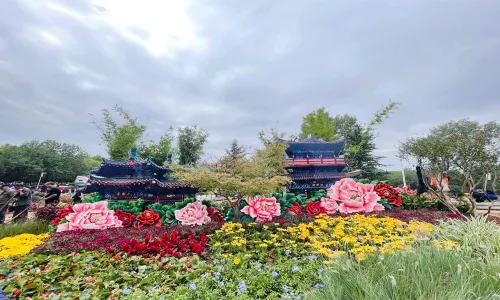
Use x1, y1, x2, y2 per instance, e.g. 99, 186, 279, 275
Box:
285, 158, 346, 166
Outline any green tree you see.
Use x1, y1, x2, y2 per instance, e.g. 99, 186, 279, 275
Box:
177, 126, 209, 166
92, 105, 146, 160
332, 114, 358, 139
343, 123, 382, 178
399, 119, 500, 216
378, 169, 419, 189
0, 141, 91, 183
299, 107, 337, 141
141, 127, 175, 165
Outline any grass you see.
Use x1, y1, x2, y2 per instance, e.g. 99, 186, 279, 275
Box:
0, 220, 49, 239
432, 216, 500, 264
308, 244, 500, 300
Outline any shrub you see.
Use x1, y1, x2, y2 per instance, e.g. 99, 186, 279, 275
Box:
0, 220, 49, 239
33, 204, 59, 222
308, 244, 500, 300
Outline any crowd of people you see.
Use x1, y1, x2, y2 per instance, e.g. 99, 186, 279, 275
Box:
0, 182, 82, 224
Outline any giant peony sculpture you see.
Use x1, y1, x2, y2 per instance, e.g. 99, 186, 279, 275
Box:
57, 201, 122, 232
327, 178, 384, 214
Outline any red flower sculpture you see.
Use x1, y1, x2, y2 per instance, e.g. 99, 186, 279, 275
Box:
115, 210, 136, 227
286, 202, 303, 215
207, 207, 224, 223
57, 205, 73, 219
374, 183, 402, 207
305, 201, 326, 215
134, 209, 160, 228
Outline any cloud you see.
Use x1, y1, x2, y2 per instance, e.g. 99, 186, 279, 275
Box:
1, 0, 500, 171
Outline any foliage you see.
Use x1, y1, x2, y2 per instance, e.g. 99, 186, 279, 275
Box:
343, 124, 382, 178
308, 244, 500, 300
0, 220, 49, 239
173, 130, 291, 202
0, 252, 208, 299
399, 119, 500, 215
431, 216, 500, 264
82, 192, 103, 203
92, 104, 147, 160
299, 107, 338, 141
177, 125, 209, 166
0, 233, 49, 258
331, 114, 358, 139
140, 127, 175, 165
107, 199, 145, 216
0, 140, 92, 183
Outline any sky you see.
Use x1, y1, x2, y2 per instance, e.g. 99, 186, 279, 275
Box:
1, 0, 499, 171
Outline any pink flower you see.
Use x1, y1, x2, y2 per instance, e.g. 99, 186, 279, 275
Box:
241, 196, 281, 222
327, 178, 384, 214
57, 201, 122, 232
320, 197, 339, 214
174, 202, 211, 226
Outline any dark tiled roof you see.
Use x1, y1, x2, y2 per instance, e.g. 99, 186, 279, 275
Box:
88, 179, 189, 188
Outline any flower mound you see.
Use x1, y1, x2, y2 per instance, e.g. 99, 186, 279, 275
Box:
115, 210, 136, 227
327, 178, 384, 214
175, 202, 211, 226
374, 183, 402, 207
57, 201, 122, 232
207, 207, 224, 223
241, 197, 281, 222
0, 233, 49, 258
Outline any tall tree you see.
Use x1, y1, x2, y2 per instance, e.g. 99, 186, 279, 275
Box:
177, 126, 209, 166
141, 127, 175, 165
299, 107, 337, 141
332, 114, 358, 139
225, 140, 246, 160
399, 119, 500, 216
343, 123, 382, 178
0, 141, 92, 183
92, 105, 146, 160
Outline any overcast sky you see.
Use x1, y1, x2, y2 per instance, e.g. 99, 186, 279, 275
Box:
1, 0, 499, 170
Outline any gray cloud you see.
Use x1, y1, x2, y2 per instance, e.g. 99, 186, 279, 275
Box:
1, 0, 499, 169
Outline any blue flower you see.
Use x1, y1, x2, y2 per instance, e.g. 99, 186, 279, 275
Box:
292, 266, 299, 273
212, 272, 221, 281
237, 281, 247, 295
285, 249, 291, 255
213, 259, 219, 264
295, 296, 302, 300
272, 271, 279, 278
218, 281, 225, 287
308, 254, 317, 260
314, 283, 324, 290
189, 283, 197, 291
282, 285, 290, 292
122, 288, 132, 295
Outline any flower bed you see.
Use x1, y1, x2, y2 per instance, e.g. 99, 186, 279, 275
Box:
0, 233, 49, 258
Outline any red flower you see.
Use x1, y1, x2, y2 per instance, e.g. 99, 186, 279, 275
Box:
305, 201, 326, 215
51, 217, 62, 226
207, 207, 224, 223
374, 183, 402, 207
286, 202, 303, 215
115, 210, 136, 227
134, 210, 160, 228
106, 247, 115, 254
13, 289, 21, 297
57, 205, 73, 218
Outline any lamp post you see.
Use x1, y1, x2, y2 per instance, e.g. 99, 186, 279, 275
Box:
36, 172, 45, 189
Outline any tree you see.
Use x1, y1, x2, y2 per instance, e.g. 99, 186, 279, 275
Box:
225, 140, 246, 160
0, 141, 92, 183
399, 119, 500, 216
299, 107, 337, 141
343, 123, 382, 178
177, 126, 209, 166
332, 114, 358, 139
92, 105, 146, 160
378, 169, 419, 189
141, 127, 175, 165
172, 131, 291, 220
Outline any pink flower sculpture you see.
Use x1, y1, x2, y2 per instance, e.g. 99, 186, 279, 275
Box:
327, 178, 384, 214
57, 201, 122, 232
320, 197, 339, 214
174, 202, 211, 226
241, 196, 281, 222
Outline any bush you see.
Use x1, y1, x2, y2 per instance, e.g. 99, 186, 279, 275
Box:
308, 244, 500, 300
0, 220, 49, 239
33, 204, 59, 222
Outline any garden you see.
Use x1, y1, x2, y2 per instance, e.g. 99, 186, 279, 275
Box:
1, 178, 500, 299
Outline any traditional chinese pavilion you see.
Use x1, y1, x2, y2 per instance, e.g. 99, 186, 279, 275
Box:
285, 137, 361, 192
83, 148, 196, 202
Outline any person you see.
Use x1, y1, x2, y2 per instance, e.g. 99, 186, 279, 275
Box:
43, 182, 61, 205
0, 182, 15, 224
72, 188, 82, 204
12, 182, 32, 222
